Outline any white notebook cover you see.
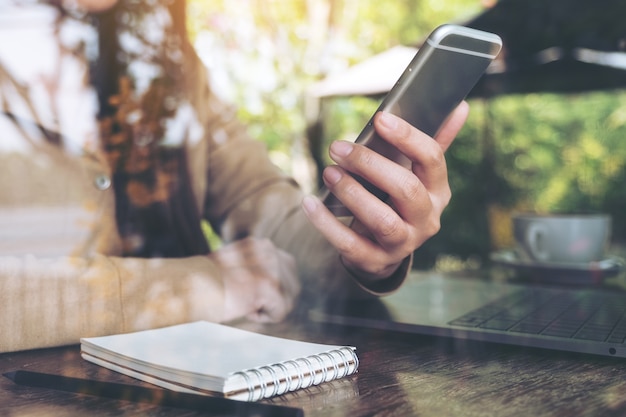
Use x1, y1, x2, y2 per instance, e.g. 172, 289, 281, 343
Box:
80, 321, 358, 401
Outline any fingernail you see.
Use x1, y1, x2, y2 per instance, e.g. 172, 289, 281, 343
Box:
378, 111, 398, 129
330, 140, 353, 159
323, 166, 342, 185
301, 195, 318, 215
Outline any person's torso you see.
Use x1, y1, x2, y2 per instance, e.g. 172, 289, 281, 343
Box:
0, 2, 209, 258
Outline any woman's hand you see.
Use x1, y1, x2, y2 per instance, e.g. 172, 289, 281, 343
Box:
302, 102, 469, 282
211, 237, 300, 323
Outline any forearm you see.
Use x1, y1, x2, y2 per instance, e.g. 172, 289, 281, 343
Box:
0, 254, 224, 353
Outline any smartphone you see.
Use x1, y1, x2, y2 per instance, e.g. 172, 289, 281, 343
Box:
320, 24, 502, 217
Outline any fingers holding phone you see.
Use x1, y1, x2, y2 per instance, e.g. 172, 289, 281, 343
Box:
321, 113, 443, 228
366, 106, 468, 222
321, 100, 468, 223
328, 105, 465, 236
301, 104, 468, 280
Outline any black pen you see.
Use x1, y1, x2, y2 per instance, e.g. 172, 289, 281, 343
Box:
4, 370, 304, 417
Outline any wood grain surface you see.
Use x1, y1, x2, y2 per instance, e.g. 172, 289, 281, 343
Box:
3, 274, 626, 416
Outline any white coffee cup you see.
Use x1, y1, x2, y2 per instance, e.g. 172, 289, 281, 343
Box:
512, 213, 611, 265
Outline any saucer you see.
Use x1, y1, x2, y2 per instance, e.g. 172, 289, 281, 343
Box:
490, 249, 624, 286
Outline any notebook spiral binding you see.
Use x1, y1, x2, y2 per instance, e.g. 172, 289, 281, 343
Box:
231, 346, 359, 401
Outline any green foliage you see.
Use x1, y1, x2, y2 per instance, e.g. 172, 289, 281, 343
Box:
485, 92, 626, 215
332, 0, 481, 52
415, 91, 626, 268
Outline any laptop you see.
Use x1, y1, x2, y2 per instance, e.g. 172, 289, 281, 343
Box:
309, 270, 626, 358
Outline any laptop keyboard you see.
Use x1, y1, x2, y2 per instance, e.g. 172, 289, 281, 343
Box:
449, 288, 626, 344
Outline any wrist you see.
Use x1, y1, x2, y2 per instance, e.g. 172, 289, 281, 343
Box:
340, 255, 412, 295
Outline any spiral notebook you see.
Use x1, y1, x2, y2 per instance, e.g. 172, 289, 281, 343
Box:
80, 321, 359, 401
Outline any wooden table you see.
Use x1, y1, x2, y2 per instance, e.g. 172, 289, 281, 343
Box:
3, 271, 626, 417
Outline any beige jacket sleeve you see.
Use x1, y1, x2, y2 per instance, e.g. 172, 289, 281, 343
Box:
0, 254, 225, 353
